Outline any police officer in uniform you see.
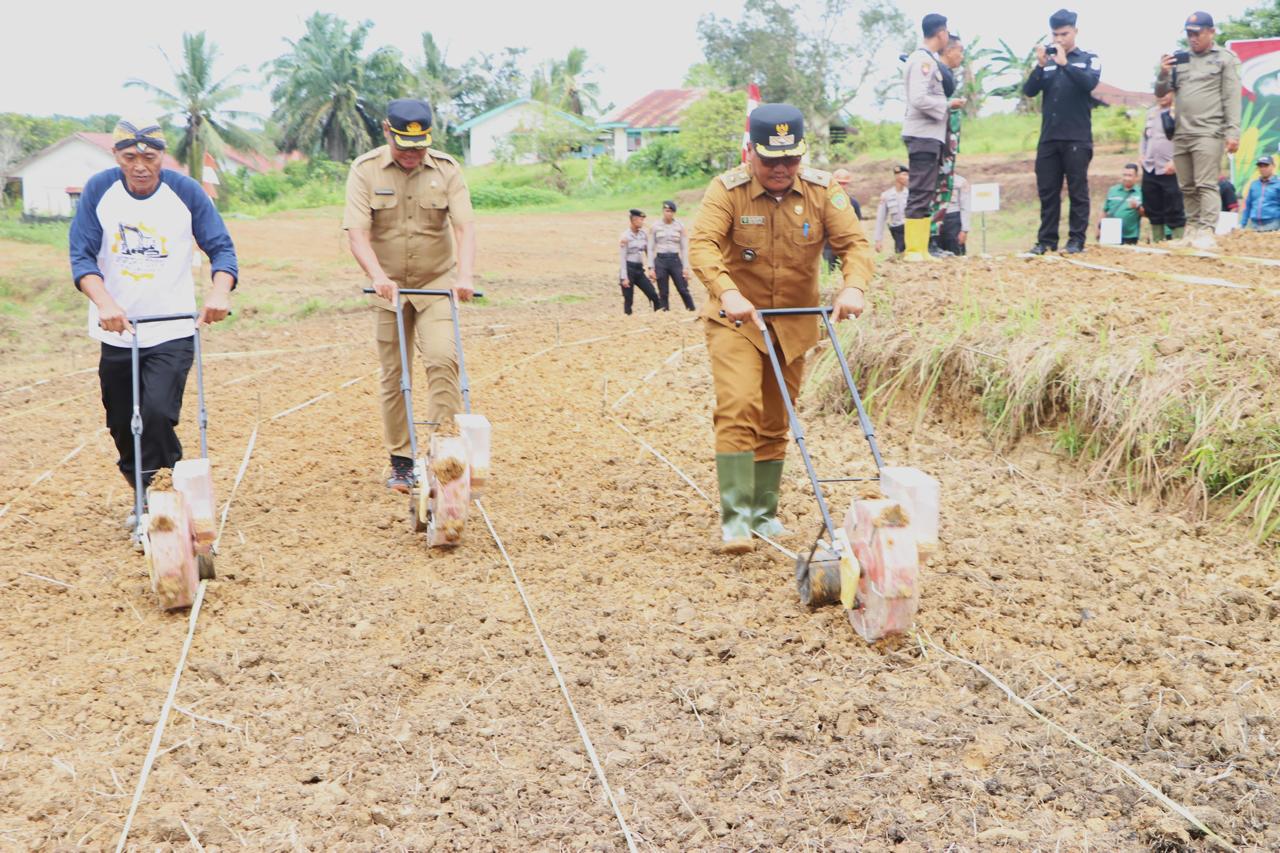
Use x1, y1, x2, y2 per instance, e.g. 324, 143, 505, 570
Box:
1156, 12, 1241, 250
902, 13, 967, 261
343, 99, 477, 492
690, 104, 874, 554
650, 201, 696, 311
1024, 9, 1100, 255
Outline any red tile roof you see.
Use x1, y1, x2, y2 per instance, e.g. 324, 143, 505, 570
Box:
1093, 82, 1155, 109
77, 132, 285, 174
606, 89, 705, 129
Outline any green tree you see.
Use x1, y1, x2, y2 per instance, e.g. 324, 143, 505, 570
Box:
697, 0, 913, 145
265, 13, 411, 161
987, 39, 1042, 114
454, 48, 528, 122
676, 90, 748, 172
530, 47, 605, 117
416, 33, 465, 136
955, 38, 1001, 118
127, 32, 259, 184
1217, 1, 1280, 43
499, 107, 594, 191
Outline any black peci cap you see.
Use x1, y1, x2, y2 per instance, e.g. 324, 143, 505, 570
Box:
922, 13, 948, 38
662, 200, 677, 211
1049, 9, 1077, 29
1184, 11, 1215, 30
629, 208, 646, 218
386, 99, 433, 149
749, 104, 806, 158
893, 163, 909, 174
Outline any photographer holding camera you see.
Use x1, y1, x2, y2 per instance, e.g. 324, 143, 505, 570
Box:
1024, 9, 1101, 255
1156, 11, 1241, 250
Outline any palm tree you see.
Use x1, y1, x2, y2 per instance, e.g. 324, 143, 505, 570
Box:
265, 13, 411, 161
416, 33, 464, 137
530, 47, 603, 117
126, 32, 259, 184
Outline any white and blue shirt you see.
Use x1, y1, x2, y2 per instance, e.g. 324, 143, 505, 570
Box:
69, 168, 238, 349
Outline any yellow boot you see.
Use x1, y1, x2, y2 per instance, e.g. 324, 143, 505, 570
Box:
902, 218, 932, 262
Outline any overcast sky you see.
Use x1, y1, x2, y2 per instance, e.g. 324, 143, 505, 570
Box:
3, 0, 1260, 124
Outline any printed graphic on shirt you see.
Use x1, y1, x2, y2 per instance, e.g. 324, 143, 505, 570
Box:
110, 221, 170, 280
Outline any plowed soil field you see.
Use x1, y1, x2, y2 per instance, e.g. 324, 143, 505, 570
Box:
1, 210, 1277, 851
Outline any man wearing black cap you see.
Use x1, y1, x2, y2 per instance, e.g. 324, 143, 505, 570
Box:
1241, 156, 1280, 231
690, 103, 874, 554
344, 98, 477, 493
874, 164, 910, 254
1024, 9, 1101, 255
902, 13, 967, 260
1157, 12, 1242, 250
618, 208, 661, 314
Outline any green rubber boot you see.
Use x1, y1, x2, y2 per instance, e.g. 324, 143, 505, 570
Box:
751, 459, 789, 538
716, 452, 756, 554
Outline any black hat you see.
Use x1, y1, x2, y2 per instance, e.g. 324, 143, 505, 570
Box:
1184, 11, 1215, 30
749, 103, 806, 158
1049, 9, 1077, 28
1258, 155, 1274, 166
892, 163, 909, 174
629, 208, 646, 218
386, 99, 433, 149
922, 13, 947, 38
662, 200, 677, 211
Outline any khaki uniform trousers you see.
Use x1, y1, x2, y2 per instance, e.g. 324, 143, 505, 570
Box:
1173, 135, 1225, 232
707, 320, 805, 462
375, 296, 462, 458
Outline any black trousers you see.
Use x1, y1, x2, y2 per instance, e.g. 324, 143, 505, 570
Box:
889, 225, 906, 254
939, 211, 966, 255
1035, 140, 1093, 248
99, 336, 194, 488
1142, 169, 1186, 229
904, 136, 944, 219
622, 261, 660, 315
653, 253, 694, 311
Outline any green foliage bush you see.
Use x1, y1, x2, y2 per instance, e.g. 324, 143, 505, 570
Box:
248, 172, 287, 203
469, 183, 563, 208
626, 136, 704, 178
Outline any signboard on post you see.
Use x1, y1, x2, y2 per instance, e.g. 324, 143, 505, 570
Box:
1099, 218, 1123, 245
970, 183, 1000, 212
1227, 38, 1280, 192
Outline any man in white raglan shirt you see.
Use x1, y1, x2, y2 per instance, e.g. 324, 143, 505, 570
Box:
68, 119, 237, 520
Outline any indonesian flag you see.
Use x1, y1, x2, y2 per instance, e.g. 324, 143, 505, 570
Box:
742, 82, 761, 162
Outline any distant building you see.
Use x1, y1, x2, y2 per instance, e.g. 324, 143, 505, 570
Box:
1093, 82, 1156, 109
454, 98, 595, 166
5, 132, 287, 218
599, 89, 706, 162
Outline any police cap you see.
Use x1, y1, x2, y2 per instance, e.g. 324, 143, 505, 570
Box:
1049, 9, 1077, 29
386, 99, 433, 149
749, 103, 806, 159
1184, 11, 1215, 31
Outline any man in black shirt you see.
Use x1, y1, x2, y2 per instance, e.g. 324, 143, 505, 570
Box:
1023, 9, 1101, 254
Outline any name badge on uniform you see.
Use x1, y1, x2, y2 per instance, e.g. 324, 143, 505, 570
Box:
740, 215, 765, 225
374, 189, 395, 195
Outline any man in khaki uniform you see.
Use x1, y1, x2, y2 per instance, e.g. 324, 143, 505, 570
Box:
344, 99, 477, 491
690, 104, 874, 554
1156, 12, 1241, 250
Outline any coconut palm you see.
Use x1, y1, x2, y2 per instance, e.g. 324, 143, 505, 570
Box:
126, 32, 259, 184
530, 47, 603, 117
265, 13, 411, 161
416, 33, 464, 137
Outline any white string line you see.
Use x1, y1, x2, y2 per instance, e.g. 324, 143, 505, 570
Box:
268, 370, 376, 421
0, 366, 97, 398
475, 500, 638, 853
215, 423, 259, 550
473, 327, 654, 385
115, 579, 208, 853
0, 388, 97, 423
0, 428, 107, 522
610, 343, 707, 411
1030, 252, 1251, 290
922, 632, 1238, 852
1115, 242, 1280, 268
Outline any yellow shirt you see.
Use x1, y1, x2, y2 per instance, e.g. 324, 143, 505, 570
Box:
343, 145, 474, 309
690, 164, 874, 363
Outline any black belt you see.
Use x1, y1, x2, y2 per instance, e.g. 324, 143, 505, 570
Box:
655, 251, 680, 257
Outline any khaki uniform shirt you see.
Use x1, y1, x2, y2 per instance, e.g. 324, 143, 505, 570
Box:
903, 48, 949, 142
1157, 47, 1242, 139
343, 145, 475, 310
690, 164, 874, 364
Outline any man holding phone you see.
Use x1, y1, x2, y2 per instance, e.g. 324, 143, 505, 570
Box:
1156, 12, 1241, 250
1024, 9, 1101, 256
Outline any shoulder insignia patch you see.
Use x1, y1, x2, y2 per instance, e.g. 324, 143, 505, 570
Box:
920, 61, 933, 77
427, 148, 458, 166
831, 192, 849, 210
719, 168, 751, 190
800, 167, 831, 187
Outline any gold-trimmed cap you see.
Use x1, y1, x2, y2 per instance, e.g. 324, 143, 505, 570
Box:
387, 99, 433, 149
749, 103, 806, 159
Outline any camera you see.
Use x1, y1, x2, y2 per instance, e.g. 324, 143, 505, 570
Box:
1045, 46, 1058, 56
1173, 50, 1191, 63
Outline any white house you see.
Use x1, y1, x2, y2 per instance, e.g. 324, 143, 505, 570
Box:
6, 132, 286, 217
599, 89, 705, 162
454, 98, 593, 166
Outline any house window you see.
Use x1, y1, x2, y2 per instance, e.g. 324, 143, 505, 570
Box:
67, 191, 82, 213
627, 133, 642, 152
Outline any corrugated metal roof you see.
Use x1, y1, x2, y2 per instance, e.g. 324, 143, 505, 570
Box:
605, 89, 705, 129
